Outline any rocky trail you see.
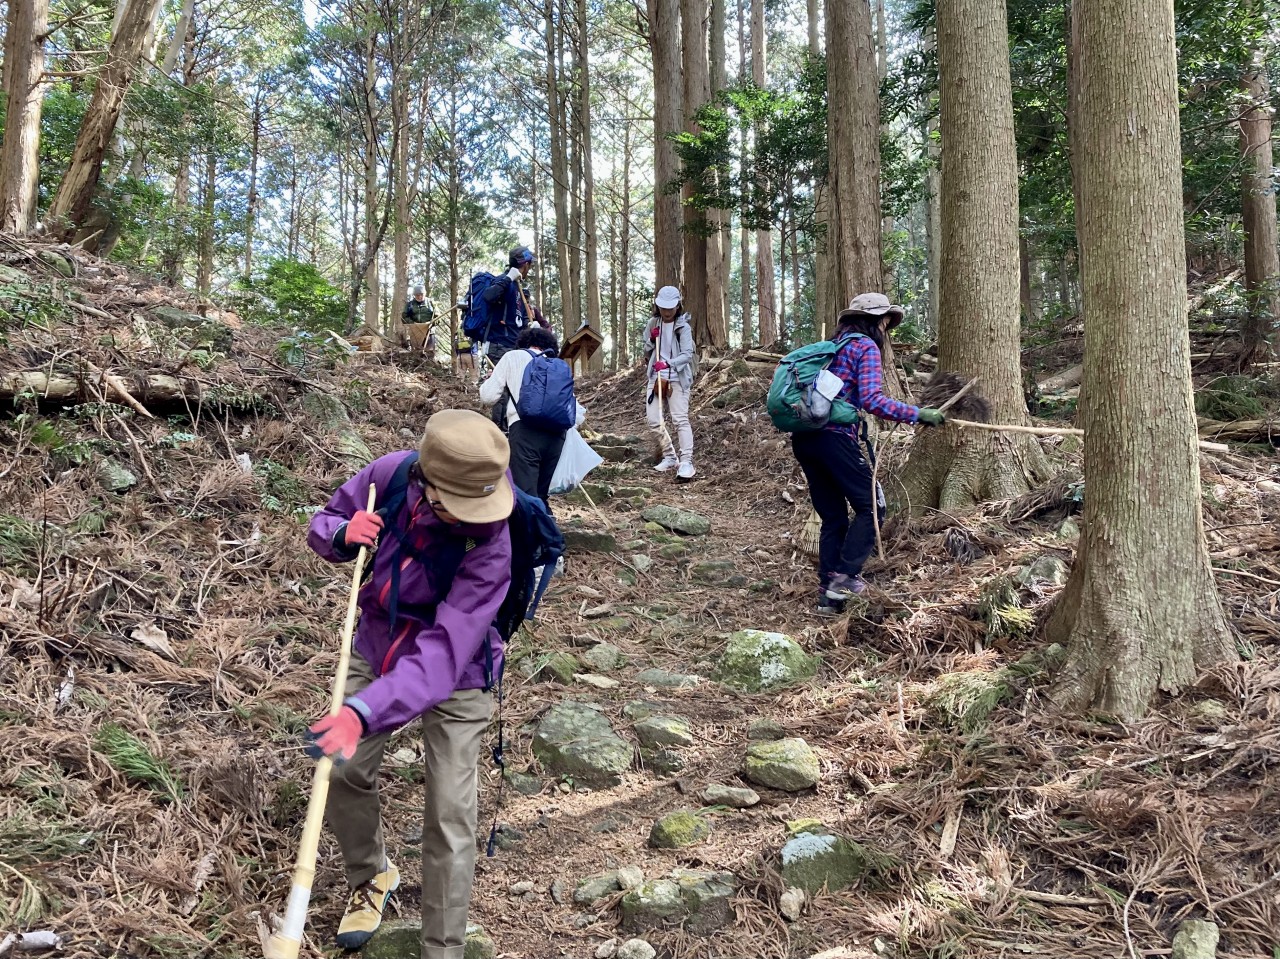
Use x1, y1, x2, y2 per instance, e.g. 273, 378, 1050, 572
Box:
1, 244, 1279, 959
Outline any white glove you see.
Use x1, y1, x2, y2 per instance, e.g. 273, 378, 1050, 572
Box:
507, 267, 522, 281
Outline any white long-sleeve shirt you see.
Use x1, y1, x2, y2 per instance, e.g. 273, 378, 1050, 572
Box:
478, 348, 587, 429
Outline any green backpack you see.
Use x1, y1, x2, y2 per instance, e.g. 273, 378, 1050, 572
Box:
766, 333, 862, 433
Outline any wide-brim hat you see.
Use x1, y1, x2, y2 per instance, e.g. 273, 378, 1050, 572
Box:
841, 292, 904, 329
417, 410, 513, 524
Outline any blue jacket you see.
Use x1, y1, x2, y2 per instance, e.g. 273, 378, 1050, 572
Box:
479, 274, 528, 349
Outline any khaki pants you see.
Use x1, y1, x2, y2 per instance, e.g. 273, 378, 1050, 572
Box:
326, 655, 492, 959
645, 380, 694, 464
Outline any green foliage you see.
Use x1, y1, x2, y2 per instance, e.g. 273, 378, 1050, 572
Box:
92, 723, 185, 804
254, 459, 311, 513
1195, 374, 1280, 421
243, 259, 348, 333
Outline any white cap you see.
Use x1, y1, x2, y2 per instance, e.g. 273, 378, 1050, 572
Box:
655, 286, 681, 310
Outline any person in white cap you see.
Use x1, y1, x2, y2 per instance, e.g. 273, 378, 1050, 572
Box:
644, 285, 697, 480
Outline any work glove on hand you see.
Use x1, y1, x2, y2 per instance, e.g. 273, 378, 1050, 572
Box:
506, 267, 522, 281
338, 510, 384, 549
305, 706, 365, 764
917, 408, 946, 427
653, 360, 669, 373
649, 326, 660, 342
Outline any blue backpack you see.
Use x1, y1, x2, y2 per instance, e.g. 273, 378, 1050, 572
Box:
462, 272, 502, 340
516, 351, 576, 431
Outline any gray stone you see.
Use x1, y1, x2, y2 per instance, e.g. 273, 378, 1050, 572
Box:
620, 870, 737, 935
641, 505, 711, 536
532, 702, 632, 786
574, 871, 622, 904
594, 435, 644, 462
690, 560, 744, 585
658, 542, 688, 559
714, 630, 819, 693
630, 554, 654, 573
583, 643, 624, 672
536, 652, 581, 685
504, 770, 543, 796
649, 809, 711, 849
564, 529, 618, 553
550, 879, 567, 904
363, 921, 493, 959
781, 832, 889, 894
1016, 554, 1070, 588
1171, 919, 1219, 959
744, 738, 821, 791
634, 716, 694, 748
299, 391, 350, 428
490, 824, 523, 851
509, 880, 535, 895
37, 249, 75, 277
701, 784, 759, 808
575, 673, 621, 690
595, 940, 619, 959
779, 887, 806, 921
96, 457, 138, 493
622, 700, 665, 720
712, 385, 743, 408
635, 668, 700, 689
1057, 517, 1080, 540
616, 865, 645, 890
641, 747, 686, 775
747, 718, 787, 741
617, 940, 657, 959
1189, 699, 1229, 727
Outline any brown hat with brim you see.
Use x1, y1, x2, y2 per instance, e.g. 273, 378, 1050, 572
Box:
840, 292, 904, 329
417, 410, 513, 525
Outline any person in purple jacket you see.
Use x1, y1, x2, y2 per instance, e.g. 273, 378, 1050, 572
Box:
304, 408, 513, 956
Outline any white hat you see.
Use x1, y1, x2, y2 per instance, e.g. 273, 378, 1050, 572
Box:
655, 286, 681, 310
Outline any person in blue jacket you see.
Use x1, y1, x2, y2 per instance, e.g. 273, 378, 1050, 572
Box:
478, 246, 535, 365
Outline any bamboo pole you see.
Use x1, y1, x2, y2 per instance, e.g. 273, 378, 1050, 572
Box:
264, 485, 377, 959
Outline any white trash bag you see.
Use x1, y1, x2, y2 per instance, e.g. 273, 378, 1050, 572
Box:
550, 427, 603, 495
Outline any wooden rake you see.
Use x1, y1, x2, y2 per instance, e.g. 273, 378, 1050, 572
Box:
264, 485, 377, 959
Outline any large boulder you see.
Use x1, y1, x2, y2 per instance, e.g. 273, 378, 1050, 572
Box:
640, 505, 711, 536
744, 738, 821, 791
714, 630, 819, 693
619, 870, 737, 935
532, 702, 632, 786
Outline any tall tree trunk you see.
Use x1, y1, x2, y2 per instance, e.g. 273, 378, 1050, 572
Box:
46, 0, 165, 236
362, 36, 380, 332
901, 0, 1049, 510
1238, 49, 1279, 369
576, 0, 602, 350
0, 0, 48, 234
751, 0, 777, 345
876, 0, 896, 299
244, 89, 264, 280
546, 0, 575, 335
620, 120, 633, 366
682, 0, 711, 345
807, 0, 820, 53
709, 0, 731, 342
737, 0, 753, 345
810, 0, 832, 339
287, 153, 301, 261
393, 77, 411, 345
649, 0, 684, 287
1045, 0, 1235, 719
196, 149, 216, 296
1019, 231, 1034, 322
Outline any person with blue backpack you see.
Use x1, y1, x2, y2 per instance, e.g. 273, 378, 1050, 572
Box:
773, 293, 946, 616
471, 246, 536, 366
303, 409, 563, 957
478, 326, 585, 506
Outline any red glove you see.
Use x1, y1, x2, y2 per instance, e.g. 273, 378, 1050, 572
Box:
305, 706, 364, 764
653, 360, 669, 372
649, 326, 660, 341
342, 510, 383, 548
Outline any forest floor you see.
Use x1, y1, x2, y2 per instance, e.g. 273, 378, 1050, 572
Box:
1, 239, 1278, 959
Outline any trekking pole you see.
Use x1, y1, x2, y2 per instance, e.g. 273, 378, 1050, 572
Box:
264, 485, 377, 959
652, 329, 677, 462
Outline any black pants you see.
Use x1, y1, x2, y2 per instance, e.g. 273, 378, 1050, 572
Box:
792, 430, 883, 586
509, 420, 566, 506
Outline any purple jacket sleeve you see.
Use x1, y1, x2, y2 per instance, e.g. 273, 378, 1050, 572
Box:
347, 525, 512, 734
308, 458, 386, 562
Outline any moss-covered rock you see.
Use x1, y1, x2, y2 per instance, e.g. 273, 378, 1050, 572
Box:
633, 716, 694, 748
640, 747, 686, 775
634, 668, 700, 688
747, 718, 787, 741
535, 652, 581, 685
619, 870, 737, 935
574, 870, 622, 903
714, 630, 819, 693
563, 529, 618, 553
780, 832, 897, 895
583, 643, 624, 672
744, 738, 820, 791
363, 921, 494, 959
649, 809, 710, 849
641, 505, 711, 536
531, 702, 632, 786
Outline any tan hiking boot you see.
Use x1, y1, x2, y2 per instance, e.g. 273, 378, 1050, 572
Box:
335, 860, 400, 950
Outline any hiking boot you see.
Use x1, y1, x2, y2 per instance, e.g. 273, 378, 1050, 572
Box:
335, 860, 400, 950
825, 574, 867, 601
653, 455, 679, 473
815, 596, 845, 618
676, 462, 696, 482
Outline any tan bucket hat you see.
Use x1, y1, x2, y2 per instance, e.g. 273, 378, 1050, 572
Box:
416, 410, 513, 524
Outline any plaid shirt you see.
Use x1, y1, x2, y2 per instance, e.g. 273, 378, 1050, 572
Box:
825, 335, 918, 435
